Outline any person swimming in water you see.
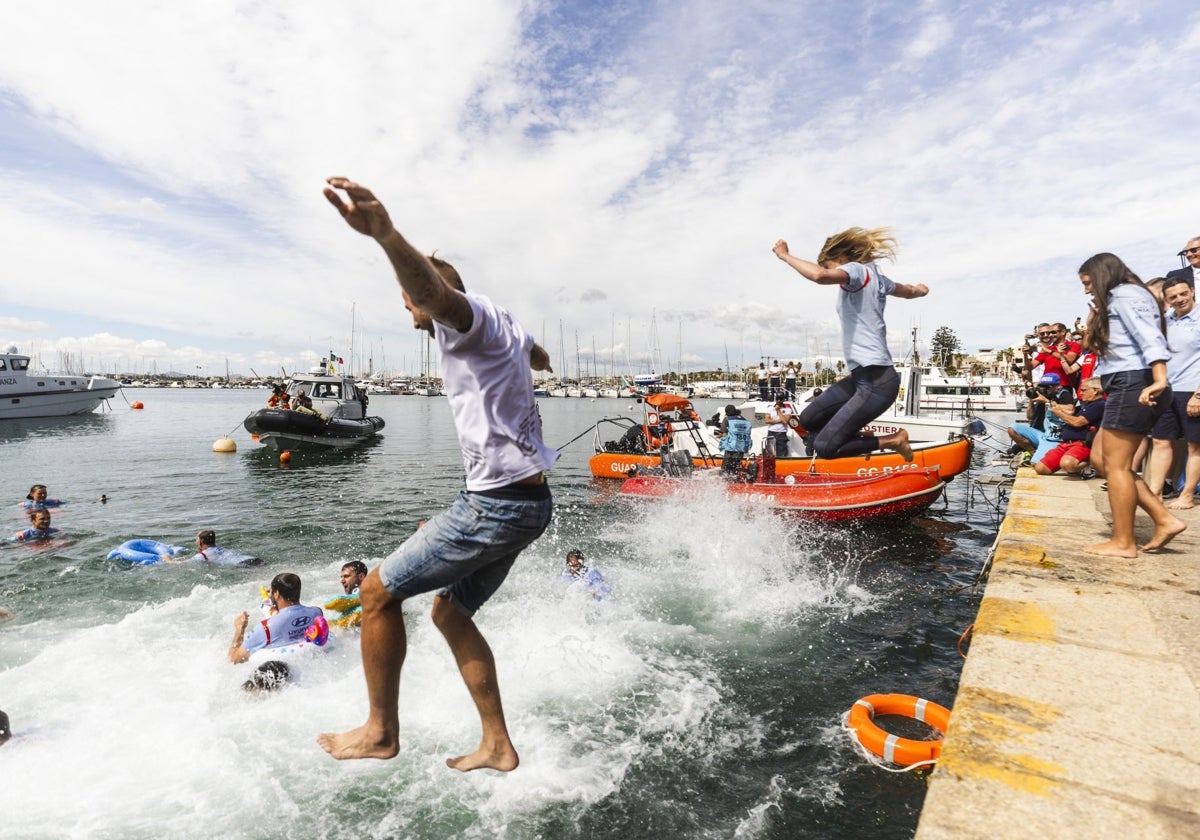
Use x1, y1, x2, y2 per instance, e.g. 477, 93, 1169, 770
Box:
561, 550, 610, 601
12, 510, 59, 541
22, 485, 64, 510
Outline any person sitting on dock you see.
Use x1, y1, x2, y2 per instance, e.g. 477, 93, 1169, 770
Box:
267, 384, 290, 409
293, 393, 328, 422
12, 510, 58, 542
1033, 378, 1106, 476
1007, 374, 1074, 462
227, 573, 325, 664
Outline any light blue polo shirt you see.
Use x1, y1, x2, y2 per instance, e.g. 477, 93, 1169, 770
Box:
1166, 305, 1200, 389
1094, 284, 1169, 376
836, 261, 897, 369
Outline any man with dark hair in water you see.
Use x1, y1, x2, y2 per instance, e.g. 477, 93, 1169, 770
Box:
227, 573, 323, 664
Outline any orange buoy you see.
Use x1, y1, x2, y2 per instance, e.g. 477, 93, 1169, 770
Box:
250, 434, 260, 442
847, 694, 950, 768
131, 401, 144, 410
280, 450, 292, 464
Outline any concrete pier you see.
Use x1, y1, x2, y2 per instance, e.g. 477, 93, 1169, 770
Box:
916, 471, 1200, 839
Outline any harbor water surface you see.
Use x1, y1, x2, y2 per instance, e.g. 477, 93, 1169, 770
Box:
0, 390, 1009, 839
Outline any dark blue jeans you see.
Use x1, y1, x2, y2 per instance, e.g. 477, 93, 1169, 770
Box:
798, 365, 900, 458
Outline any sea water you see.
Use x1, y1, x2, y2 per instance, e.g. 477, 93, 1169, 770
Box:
0, 391, 1010, 839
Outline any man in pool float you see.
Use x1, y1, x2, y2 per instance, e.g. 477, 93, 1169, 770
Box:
325, 561, 369, 628
228, 573, 324, 664
317, 177, 556, 772
12, 510, 58, 541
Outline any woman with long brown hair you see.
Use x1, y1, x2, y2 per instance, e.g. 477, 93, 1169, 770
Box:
1079, 252, 1186, 556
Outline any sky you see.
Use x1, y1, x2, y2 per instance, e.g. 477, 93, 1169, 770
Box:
1, 0, 1197, 380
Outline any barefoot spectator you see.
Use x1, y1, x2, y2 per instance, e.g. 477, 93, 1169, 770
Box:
1078, 254, 1186, 557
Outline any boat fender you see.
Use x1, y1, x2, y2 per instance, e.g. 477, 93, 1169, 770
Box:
847, 693, 950, 769
107, 539, 186, 565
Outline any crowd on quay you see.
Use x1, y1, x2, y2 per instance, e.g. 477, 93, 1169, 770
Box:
1003, 235, 1200, 556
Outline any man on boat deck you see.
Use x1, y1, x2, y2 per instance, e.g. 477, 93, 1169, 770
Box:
293, 393, 328, 422
317, 177, 556, 772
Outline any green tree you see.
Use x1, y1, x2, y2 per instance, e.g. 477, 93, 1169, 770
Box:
930, 326, 964, 374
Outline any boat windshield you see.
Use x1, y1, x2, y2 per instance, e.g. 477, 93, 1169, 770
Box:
10, 358, 27, 371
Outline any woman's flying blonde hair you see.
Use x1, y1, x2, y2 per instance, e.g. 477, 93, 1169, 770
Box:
817, 227, 898, 265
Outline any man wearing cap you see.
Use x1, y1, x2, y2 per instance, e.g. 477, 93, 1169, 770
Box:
1007, 373, 1076, 463
719, 404, 753, 474
1165, 235, 1200, 289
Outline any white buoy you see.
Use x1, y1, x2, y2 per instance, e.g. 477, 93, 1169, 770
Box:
212, 437, 237, 453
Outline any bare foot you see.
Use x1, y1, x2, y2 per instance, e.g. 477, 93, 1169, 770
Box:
1166, 497, 1195, 511
317, 724, 399, 761
446, 742, 519, 773
883, 429, 907, 463
1081, 540, 1138, 559
1141, 518, 1187, 551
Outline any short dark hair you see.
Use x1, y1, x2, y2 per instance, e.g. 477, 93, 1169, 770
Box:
342, 560, 368, 576
567, 549, 584, 561
1162, 275, 1194, 294
429, 255, 465, 292
270, 573, 302, 603
197, 529, 217, 547
242, 660, 290, 693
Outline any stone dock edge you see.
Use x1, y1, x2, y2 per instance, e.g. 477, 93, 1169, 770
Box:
915, 470, 1200, 839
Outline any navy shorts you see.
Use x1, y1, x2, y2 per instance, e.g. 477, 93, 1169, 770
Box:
1099, 370, 1170, 435
379, 487, 552, 616
1150, 390, 1200, 443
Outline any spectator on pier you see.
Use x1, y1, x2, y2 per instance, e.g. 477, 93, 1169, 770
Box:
768, 360, 782, 399
1034, 378, 1106, 476
1144, 277, 1200, 509
1078, 253, 1185, 558
1023, 323, 1080, 391
1165, 236, 1200, 289
1007, 374, 1074, 461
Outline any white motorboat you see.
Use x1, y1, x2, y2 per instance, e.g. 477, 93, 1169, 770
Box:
0, 345, 122, 419
897, 362, 1022, 412
242, 364, 384, 451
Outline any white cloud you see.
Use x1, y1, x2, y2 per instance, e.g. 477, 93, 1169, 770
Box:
0, 1, 1198, 378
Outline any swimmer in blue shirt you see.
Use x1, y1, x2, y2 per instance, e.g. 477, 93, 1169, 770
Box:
185, 530, 260, 566
773, 229, 928, 461
561, 550, 610, 601
12, 510, 59, 542
22, 484, 63, 510
227, 573, 325, 664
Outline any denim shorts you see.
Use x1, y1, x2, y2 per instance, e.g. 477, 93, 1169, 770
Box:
1150, 391, 1200, 442
379, 488, 552, 616
1100, 370, 1170, 435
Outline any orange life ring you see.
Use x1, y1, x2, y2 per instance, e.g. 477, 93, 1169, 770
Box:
847, 693, 950, 767
647, 410, 660, 425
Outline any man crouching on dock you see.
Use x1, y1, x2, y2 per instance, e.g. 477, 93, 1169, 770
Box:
317, 178, 556, 772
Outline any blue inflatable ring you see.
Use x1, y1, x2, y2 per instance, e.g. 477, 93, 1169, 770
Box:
107, 539, 186, 565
